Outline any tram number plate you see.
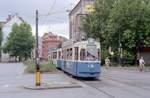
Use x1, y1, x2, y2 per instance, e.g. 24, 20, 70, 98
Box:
89, 69, 95, 74
90, 72, 94, 74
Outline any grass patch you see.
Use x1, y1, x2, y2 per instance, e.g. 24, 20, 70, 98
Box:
24, 60, 58, 73
70, 81, 77, 84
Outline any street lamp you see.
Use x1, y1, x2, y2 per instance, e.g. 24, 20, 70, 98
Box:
118, 28, 122, 66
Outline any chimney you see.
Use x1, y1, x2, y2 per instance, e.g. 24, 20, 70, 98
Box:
7, 14, 11, 21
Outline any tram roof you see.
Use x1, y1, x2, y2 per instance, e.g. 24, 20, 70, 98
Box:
62, 40, 100, 48
74, 40, 100, 46
48, 46, 58, 52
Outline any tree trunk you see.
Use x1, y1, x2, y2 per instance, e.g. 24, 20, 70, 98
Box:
134, 48, 140, 65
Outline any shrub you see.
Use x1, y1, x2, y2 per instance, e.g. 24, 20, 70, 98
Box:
24, 60, 58, 73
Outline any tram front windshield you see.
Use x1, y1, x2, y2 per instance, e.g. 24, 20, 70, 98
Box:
86, 45, 98, 61
80, 45, 99, 61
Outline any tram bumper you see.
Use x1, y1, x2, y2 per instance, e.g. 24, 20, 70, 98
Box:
77, 62, 101, 78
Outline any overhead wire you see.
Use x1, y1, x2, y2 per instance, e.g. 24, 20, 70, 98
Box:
39, 0, 57, 33
29, 0, 73, 36
39, 0, 72, 34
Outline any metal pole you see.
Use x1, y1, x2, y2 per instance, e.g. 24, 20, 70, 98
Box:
35, 10, 40, 86
118, 29, 122, 66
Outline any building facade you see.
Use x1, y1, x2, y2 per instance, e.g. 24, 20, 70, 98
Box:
140, 47, 150, 65
1, 14, 24, 62
42, 32, 67, 61
69, 0, 96, 42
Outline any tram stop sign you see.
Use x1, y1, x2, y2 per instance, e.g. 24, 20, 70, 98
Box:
36, 57, 40, 64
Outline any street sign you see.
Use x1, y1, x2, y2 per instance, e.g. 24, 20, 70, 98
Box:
85, 5, 95, 13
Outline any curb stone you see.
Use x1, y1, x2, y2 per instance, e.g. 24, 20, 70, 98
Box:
24, 82, 82, 90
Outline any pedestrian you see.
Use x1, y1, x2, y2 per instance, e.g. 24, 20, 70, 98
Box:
139, 56, 145, 71
105, 57, 110, 69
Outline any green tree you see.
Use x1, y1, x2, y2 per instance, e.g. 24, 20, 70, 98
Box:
0, 23, 3, 60
81, 0, 115, 59
109, 0, 150, 62
81, 0, 150, 64
3, 22, 35, 61
0, 23, 3, 44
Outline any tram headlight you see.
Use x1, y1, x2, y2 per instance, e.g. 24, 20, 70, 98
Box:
88, 64, 94, 68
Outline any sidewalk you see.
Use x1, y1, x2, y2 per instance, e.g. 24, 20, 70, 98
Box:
23, 73, 81, 90
111, 67, 150, 71
0, 63, 109, 98
102, 66, 150, 71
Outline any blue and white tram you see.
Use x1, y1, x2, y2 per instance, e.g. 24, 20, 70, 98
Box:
60, 38, 101, 78
48, 47, 58, 66
49, 38, 101, 78
56, 48, 62, 69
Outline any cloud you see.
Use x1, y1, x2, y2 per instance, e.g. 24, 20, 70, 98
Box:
32, 22, 69, 39
0, 0, 80, 39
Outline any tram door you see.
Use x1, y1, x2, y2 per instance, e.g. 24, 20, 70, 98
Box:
74, 47, 79, 75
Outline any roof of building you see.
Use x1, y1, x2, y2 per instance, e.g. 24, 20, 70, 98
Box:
69, 0, 82, 15
42, 32, 68, 42
48, 46, 58, 52
5, 13, 24, 24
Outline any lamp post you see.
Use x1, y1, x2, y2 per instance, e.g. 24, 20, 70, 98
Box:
118, 27, 122, 66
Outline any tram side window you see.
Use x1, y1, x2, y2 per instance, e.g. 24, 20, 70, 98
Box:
80, 49, 86, 61
63, 50, 67, 60
53, 52, 57, 59
62, 50, 64, 59
98, 49, 100, 60
75, 47, 79, 60
68, 48, 72, 60
70, 48, 72, 60
58, 51, 61, 59
66, 48, 72, 60
67, 49, 69, 60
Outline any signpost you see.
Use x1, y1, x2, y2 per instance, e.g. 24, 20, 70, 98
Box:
35, 10, 40, 86
85, 5, 95, 13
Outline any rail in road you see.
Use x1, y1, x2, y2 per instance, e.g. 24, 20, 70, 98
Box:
61, 69, 150, 98
102, 73, 150, 92
79, 78, 115, 98
61, 70, 116, 98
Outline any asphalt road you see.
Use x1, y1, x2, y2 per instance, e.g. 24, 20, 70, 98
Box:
0, 63, 150, 98
84, 68, 150, 98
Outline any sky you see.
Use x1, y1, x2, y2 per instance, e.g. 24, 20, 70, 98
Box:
0, 0, 80, 38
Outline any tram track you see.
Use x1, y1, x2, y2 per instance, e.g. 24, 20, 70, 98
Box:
102, 73, 150, 92
61, 71, 116, 98
61, 67, 150, 98
76, 78, 116, 98
75, 73, 150, 98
